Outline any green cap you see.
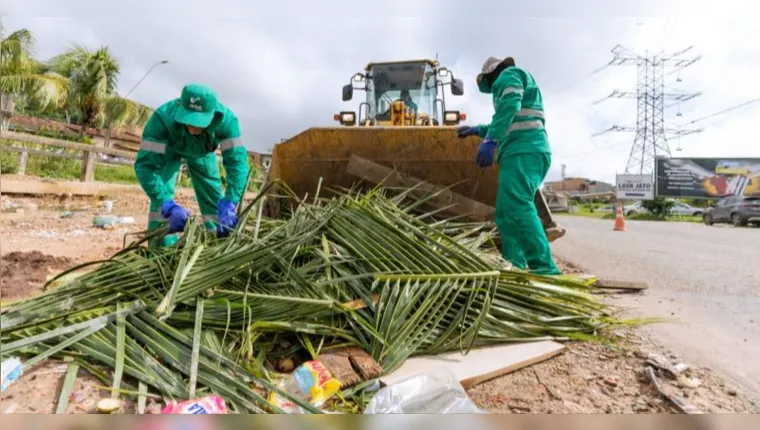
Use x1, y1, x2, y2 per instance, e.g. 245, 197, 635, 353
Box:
174, 83, 218, 128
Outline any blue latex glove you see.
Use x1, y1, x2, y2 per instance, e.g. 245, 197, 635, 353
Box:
475, 138, 497, 168
456, 126, 480, 138
160, 200, 190, 233
216, 198, 238, 237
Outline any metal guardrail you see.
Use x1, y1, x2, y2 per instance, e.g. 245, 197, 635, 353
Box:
0, 130, 136, 181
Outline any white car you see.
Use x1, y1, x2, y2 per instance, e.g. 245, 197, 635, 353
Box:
624, 200, 704, 217
670, 201, 705, 217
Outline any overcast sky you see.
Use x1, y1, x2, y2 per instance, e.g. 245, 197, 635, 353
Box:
4, 0, 759, 183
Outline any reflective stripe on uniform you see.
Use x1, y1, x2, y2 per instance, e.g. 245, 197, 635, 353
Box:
219, 137, 243, 151
202, 214, 219, 223
507, 120, 544, 133
499, 87, 524, 98
140, 140, 166, 154
148, 212, 164, 222
515, 108, 544, 119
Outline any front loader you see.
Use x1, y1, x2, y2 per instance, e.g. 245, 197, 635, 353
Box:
262, 58, 564, 242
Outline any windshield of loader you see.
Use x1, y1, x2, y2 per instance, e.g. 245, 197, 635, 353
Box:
367, 61, 437, 122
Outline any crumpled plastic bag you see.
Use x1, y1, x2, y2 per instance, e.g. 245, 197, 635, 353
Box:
364, 367, 483, 414
161, 395, 228, 414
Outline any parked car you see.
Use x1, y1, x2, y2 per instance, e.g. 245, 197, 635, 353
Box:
622, 201, 645, 217
621, 200, 703, 217
703, 196, 760, 227
600, 202, 642, 216
670, 201, 704, 217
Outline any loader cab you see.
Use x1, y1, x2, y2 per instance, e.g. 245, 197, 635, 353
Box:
337, 59, 466, 127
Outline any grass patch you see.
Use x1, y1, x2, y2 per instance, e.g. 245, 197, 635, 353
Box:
95, 164, 139, 184
561, 210, 608, 219
1, 139, 262, 191
0, 151, 20, 174
597, 212, 702, 223
1, 151, 139, 184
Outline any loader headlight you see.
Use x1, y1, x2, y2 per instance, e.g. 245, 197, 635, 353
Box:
339, 111, 356, 126
443, 110, 462, 125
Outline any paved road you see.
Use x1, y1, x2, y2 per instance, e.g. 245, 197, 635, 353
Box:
552, 216, 760, 398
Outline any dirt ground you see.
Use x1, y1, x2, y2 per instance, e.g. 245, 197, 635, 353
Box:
1, 192, 758, 414
468, 329, 758, 413
1, 251, 71, 300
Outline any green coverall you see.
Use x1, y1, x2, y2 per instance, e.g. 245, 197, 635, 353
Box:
135, 99, 250, 247
476, 67, 560, 275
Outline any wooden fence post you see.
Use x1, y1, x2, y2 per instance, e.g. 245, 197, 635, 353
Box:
80, 149, 96, 182
80, 139, 105, 182
17, 150, 28, 176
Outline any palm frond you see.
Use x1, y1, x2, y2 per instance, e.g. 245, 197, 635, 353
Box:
1, 184, 631, 413
104, 95, 154, 129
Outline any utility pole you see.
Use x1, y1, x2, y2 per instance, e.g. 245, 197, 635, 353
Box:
124, 60, 169, 99
593, 45, 703, 174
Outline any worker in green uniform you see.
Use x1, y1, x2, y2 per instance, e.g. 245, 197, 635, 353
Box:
456, 57, 559, 275
135, 83, 250, 246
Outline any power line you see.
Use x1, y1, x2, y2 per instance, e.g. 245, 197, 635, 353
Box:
555, 141, 631, 160
546, 67, 614, 122
546, 62, 613, 97
677, 96, 760, 126
546, 19, 650, 121
659, 18, 675, 51
593, 45, 703, 174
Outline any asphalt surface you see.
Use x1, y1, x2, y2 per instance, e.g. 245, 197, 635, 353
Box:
551, 216, 760, 399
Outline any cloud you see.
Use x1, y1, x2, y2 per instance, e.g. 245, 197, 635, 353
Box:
4, 0, 760, 185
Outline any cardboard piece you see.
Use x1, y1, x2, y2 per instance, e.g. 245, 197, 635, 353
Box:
380, 340, 566, 389
346, 154, 495, 222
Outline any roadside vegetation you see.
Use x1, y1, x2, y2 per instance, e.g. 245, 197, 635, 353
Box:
1, 19, 151, 135
562, 198, 705, 223
1, 20, 263, 193
0, 141, 264, 191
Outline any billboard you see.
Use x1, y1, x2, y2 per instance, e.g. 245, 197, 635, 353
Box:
655, 157, 760, 199
616, 174, 654, 200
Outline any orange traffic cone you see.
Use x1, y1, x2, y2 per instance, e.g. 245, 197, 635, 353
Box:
613, 202, 626, 231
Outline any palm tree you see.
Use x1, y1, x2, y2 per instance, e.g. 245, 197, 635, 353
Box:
102, 96, 152, 147
48, 45, 120, 137
0, 20, 69, 130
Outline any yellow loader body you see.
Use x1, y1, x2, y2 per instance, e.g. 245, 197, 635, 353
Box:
259, 58, 564, 241
268, 126, 498, 206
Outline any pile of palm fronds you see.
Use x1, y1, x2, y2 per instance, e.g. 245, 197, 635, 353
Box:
0, 183, 618, 413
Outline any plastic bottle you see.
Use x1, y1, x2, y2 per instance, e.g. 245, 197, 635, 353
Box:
268, 360, 341, 413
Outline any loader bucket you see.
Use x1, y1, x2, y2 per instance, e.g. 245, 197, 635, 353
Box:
265, 126, 498, 216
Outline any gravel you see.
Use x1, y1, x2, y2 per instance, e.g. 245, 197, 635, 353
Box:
551, 216, 760, 401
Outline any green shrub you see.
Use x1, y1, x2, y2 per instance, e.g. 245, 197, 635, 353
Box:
641, 198, 674, 217
601, 212, 701, 222
0, 152, 20, 174
629, 213, 667, 221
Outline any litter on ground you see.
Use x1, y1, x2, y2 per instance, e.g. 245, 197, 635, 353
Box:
0, 183, 662, 413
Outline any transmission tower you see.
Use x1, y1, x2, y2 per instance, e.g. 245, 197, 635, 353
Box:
593, 45, 703, 174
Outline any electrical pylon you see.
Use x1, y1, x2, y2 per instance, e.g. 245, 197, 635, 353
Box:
594, 45, 703, 174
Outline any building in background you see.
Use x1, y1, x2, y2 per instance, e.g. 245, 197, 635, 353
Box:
544, 177, 614, 195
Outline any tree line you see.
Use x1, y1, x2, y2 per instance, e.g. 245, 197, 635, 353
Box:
0, 19, 152, 139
